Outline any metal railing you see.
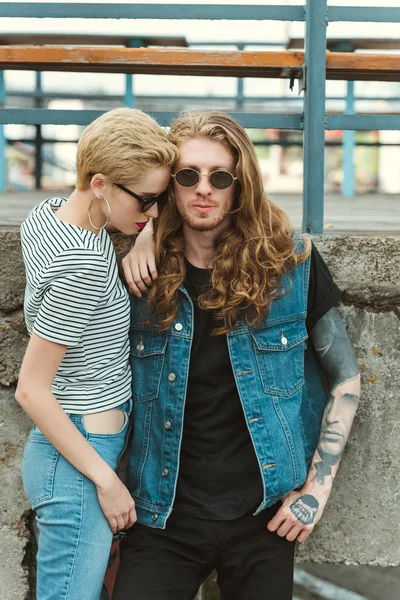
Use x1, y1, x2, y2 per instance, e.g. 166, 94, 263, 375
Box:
0, 1, 400, 233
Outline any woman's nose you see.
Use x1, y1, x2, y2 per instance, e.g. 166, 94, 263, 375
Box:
145, 203, 159, 219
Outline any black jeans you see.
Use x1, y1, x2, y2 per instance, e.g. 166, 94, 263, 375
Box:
113, 503, 295, 600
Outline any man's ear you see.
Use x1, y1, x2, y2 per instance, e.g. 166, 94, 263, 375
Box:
90, 173, 107, 198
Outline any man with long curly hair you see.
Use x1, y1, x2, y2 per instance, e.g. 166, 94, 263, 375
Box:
113, 111, 361, 600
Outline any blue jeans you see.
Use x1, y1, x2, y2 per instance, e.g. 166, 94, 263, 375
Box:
22, 400, 132, 600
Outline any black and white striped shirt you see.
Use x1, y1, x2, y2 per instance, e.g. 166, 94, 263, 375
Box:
20, 197, 131, 414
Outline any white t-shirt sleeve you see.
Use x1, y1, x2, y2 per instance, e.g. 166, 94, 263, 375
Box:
32, 249, 108, 347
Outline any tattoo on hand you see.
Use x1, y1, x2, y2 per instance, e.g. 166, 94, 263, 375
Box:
290, 494, 319, 525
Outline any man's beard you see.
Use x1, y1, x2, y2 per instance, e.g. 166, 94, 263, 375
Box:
178, 204, 231, 232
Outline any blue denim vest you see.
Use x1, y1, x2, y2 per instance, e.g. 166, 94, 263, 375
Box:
128, 246, 326, 529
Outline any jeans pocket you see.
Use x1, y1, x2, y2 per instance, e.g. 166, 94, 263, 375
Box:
22, 435, 59, 509
83, 409, 132, 472
83, 407, 131, 441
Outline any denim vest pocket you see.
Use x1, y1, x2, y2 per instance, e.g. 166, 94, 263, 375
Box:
22, 431, 60, 509
251, 319, 307, 397
130, 329, 168, 403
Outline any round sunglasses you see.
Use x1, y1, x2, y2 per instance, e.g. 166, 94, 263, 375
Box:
115, 183, 167, 213
172, 168, 237, 190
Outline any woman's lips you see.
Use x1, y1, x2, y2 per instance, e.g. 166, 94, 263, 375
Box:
136, 222, 148, 230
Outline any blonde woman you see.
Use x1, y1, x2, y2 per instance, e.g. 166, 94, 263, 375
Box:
17, 108, 176, 600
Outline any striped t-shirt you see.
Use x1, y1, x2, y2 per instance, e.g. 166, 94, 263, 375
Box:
20, 197, 131, 414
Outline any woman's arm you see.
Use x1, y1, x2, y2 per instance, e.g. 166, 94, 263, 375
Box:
16, 333, 136, 533
267, 307, 360, 542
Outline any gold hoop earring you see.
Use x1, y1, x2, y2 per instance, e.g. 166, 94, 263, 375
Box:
88, 195, 111, 230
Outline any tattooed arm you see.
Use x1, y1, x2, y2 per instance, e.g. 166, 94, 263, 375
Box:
268, 307, 360, 543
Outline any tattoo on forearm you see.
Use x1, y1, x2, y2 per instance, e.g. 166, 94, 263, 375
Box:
290, 494, 319, 525
310, 307, 360, 389
313, 448, 343, 484
312, 391, 359, 485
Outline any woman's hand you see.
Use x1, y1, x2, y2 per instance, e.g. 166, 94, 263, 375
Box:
122, 218, 157, 297
96, 470, 137, 533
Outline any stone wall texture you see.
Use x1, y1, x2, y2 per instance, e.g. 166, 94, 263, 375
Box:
0, 230, 399, 599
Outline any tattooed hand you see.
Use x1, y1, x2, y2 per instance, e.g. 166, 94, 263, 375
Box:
289, 494, 319, 525
267, 487, 327, 543
267, 308, 361, 543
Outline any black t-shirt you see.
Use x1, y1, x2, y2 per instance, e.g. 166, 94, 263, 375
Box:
173, 244, 341, 521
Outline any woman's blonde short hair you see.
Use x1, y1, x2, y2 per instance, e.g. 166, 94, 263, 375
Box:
76, 107, 177, 189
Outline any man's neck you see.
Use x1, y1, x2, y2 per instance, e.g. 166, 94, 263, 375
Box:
183, 220, 228, 269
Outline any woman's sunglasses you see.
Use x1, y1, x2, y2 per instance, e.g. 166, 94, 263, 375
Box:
115, 183, 167, 213
172, 168, 237, 190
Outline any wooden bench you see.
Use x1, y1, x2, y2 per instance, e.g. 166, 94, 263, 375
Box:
0, 46, 399, 81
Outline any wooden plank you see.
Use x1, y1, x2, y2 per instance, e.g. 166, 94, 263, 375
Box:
326, 52, 400, 81
0, 47, 398, 81
0, 47, 306, 78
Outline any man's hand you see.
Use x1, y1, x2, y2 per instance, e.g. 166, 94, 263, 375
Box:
122, 218, 157, 297
268, 309, 361, 544
267, 485, 330, 543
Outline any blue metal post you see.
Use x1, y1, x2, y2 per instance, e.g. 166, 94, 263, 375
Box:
342, 80, 355, 197
302, 0, 328, 234
35, 72, 43, 189
236, 43, 245, 110
124, 74, 134, 108
0, 70, 6, 192
124, 38, 142, 108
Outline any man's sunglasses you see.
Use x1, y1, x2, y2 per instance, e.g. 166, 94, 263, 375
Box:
171, 168, 237, 190
115, 183, 167, 213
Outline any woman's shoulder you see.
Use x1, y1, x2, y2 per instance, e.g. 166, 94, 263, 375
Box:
21, 198, 109, 286
22, 196, 108, 255
48, 246, 109, 277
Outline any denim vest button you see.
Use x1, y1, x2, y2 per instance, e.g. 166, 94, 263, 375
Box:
151, 514, 159, 521
164, 421, 172, 429
162, 468, 169, 477
168, 373, 176, 382
137, 343, 144, 351
281, 336, 288, 345
174, 323, 183, 331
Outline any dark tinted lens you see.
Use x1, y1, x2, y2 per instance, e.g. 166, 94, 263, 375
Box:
175, 169, 200, 187
140, 198, 157, 213
141, 190, 168, 213
209, 170, 234, 190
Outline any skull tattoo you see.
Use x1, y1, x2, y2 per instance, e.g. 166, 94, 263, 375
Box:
289, 494, 319, 525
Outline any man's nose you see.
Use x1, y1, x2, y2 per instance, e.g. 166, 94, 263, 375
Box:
145, 203, 159, 219
196, 174, 212, 195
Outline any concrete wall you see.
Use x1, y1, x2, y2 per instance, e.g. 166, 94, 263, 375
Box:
0, 230, 399, 599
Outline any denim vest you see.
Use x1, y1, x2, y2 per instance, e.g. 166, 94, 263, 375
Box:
128, 247, 327, 529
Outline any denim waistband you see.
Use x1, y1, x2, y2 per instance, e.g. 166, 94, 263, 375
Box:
68, 398, 133, 424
